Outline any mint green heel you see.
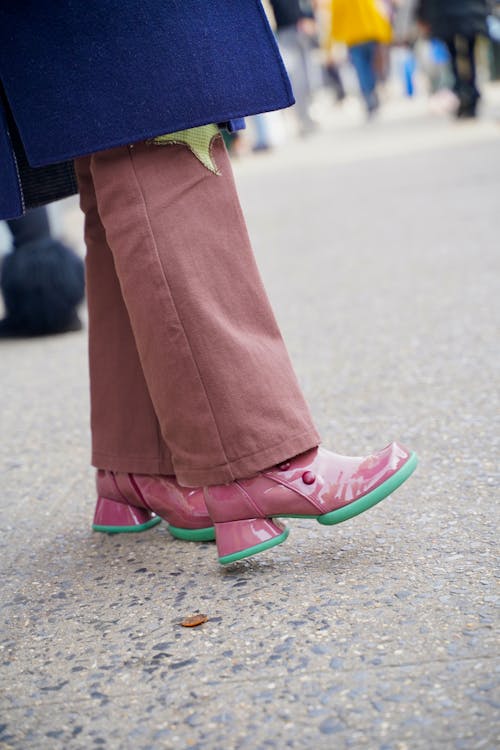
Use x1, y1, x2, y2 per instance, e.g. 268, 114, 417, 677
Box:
168, 525, 215, 542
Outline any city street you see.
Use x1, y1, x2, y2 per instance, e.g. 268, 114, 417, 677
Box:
1, 88, 499, 749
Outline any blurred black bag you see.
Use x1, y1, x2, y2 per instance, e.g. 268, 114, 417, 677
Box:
0, 208, 84, 336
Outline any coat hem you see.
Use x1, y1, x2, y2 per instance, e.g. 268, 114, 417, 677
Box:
24, 99, 295, 168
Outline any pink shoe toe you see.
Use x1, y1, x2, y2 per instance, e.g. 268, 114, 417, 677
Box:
204, 442, 417, 564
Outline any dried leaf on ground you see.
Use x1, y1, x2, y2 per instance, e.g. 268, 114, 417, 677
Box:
180, 614, 208, 627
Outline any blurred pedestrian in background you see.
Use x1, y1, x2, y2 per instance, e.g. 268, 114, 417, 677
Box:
392, 0, 420, 96
328, 0, 393, 117
417, 0, 489, 117
314, 0, 347, 103
0, 206, 84, 337
269, 0, 320, 134
0, 1, 417, 566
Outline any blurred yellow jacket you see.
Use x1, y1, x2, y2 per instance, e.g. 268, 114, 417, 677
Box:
329, 0, 392, 46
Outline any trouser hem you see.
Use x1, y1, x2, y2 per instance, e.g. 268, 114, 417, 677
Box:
92, 452, 174, 477
174, 428, 321, 486
92, 427, 321, 487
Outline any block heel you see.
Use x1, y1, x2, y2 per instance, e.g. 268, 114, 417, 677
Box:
92, 496, 161, 533
94, 470, 214, 541
215, 518, 289, 565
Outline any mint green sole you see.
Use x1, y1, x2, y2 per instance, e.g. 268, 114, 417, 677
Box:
93, 516, 162, 534
219, 527, 290, 565
317, 451, 418, 525
168, 525, 215, 542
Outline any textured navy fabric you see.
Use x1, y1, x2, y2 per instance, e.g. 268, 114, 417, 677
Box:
0, 94, 23, 218
0, 0, 293, 168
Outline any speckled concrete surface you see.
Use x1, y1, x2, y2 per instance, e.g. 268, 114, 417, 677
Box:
1, 92, 499, 749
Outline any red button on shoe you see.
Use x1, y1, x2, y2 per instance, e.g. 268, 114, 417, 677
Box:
302, 471, 316, 485
278, 461, 291, 471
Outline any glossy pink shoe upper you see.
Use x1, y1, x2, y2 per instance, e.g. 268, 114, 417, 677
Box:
204, 442, 411, 523
96, 470, 211, 530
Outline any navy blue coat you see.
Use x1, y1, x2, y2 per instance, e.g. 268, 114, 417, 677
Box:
0, 1, 293, 219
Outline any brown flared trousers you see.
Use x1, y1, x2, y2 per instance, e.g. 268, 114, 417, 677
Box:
75, 136, 319, 486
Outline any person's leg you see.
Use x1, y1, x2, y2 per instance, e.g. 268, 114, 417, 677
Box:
461, 35, 480, 113
76, 156, 174, 476
77, 132, 417, 563
444, 36, 459, 91
464, 37, 478, 90
349, 42, 378, 114
445, 35, 479, 117
251, 114, 272, 152
324, 61, 346, 102
365, 42, 380, 112
277, 27, 316, 131
77, 155, 216, 538
79, 135, 320, 487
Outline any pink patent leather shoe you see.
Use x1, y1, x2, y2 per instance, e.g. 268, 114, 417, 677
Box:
204, 443, 418, 564
93, 470, 215, 541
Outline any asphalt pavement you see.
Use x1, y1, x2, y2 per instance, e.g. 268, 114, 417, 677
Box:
1, 88, 499, 749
